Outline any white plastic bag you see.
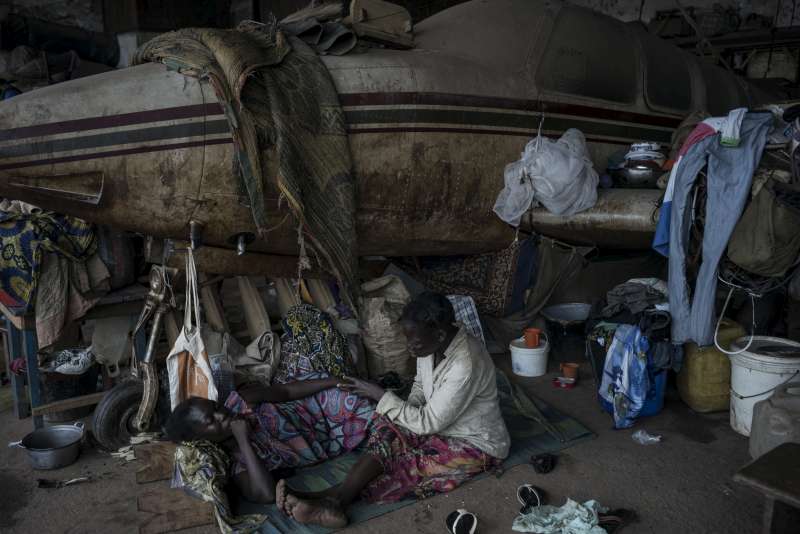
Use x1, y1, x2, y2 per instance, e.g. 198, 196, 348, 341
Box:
494, 128, 599, 225
631, 429, 662, 445
166, 248, 218, 410
235, 330, 281, 384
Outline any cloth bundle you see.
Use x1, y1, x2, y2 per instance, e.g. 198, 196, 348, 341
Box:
494, 128, 599, 225
135, 21, 358, 305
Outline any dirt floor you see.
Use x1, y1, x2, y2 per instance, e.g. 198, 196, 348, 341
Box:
0, 348, 764, 534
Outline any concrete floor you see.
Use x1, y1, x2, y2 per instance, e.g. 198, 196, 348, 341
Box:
0, 350, 764, 534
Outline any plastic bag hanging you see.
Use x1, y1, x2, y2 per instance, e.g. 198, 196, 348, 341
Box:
166, 247, 218, 409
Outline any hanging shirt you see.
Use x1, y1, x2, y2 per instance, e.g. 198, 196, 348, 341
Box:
652, 108, 748, 256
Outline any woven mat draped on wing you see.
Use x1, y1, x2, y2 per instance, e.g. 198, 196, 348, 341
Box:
134, 22, 358, 300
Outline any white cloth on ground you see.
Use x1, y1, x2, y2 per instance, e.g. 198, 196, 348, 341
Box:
512, 499, 607, 533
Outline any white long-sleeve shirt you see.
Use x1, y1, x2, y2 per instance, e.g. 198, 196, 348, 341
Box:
376, 326, 510, 459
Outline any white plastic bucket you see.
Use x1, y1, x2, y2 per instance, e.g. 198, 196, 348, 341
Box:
728, 336, 800, 436
510, 335, 550, 377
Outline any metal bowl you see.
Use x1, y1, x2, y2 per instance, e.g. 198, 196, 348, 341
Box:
541, 303, 592, 326
11, 422, 84, 470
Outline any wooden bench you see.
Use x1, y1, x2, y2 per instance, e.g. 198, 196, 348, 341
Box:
734, 442, 800, 534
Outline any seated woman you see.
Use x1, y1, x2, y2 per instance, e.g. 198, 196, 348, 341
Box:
276, 291, 510, 528
165, 304, 375, 504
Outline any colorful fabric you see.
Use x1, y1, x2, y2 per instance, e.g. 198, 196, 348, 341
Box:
0, 211, 96, 314
360, 415, 500, 504
597, 324, 650, 429
173, 440, 267, 534
402, 240, 523, 317
225, 373, 375, 474
272, 304, 356, 384
248, 370, 596, 534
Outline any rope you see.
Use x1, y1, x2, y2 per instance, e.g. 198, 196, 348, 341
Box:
713, 285, 755, 356
731, 371, 800, 400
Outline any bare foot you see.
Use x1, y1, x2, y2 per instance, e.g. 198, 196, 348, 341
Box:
284, 493, 348, 528
276, 479, 289, 515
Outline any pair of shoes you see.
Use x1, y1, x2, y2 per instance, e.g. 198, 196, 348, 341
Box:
517, 484, 546, 514
446, 509, 477, 534
52, 349, 94, 375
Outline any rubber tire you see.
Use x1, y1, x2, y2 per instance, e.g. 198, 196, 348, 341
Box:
92, 380, 144, 451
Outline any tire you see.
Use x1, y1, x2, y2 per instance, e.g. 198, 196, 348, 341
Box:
92, 380, 144, 451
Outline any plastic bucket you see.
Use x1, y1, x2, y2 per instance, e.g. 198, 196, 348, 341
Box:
510, 335, 550, 377
728, 336, 800, 436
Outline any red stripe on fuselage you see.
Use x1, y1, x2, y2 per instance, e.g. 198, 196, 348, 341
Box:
339, 92, 682, 129
0, 103, 225, 142
0, 138, 232, 171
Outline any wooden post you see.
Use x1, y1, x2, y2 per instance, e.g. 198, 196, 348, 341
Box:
237, 276, 271, 339
22, 327, 42, 428
274, 278, 301, 317
3, 319, 29, 419
198, 273, 229, 333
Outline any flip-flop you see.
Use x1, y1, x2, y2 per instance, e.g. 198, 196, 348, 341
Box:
598, 508, 638, 533
446, 509, 478, 534
517, 484, 546, 514
531, 453, 558, 474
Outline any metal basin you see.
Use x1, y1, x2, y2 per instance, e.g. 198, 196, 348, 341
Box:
11, 422, 84, 470
541, 303, 592, 327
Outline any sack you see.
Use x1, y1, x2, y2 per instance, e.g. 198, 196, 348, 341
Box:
493, 128, 598, 225
205, 330, 241, 401
360, 275, 413, 378
235, 330, 281, 384
728, 182, 800, 277
166, 248, 218, 410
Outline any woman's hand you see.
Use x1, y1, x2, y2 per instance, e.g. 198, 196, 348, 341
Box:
237, 382, 267, 405
337, 375, 385, 402
230, 418, 249, 441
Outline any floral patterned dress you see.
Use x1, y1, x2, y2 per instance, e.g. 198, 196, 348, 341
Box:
225, 372, 375, 474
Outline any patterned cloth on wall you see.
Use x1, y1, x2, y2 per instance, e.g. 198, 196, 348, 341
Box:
0, 211, 96, 315
402, 237, 537, 317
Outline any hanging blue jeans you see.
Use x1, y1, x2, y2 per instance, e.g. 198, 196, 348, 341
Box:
667, 112, 772, 345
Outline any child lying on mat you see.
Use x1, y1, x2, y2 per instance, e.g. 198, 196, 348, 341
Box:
276, 291, 511, 528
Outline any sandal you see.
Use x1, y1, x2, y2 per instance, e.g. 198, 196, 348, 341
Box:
598, 508, 637, 533
446, 509, 478, 534
517, 484, 546, 514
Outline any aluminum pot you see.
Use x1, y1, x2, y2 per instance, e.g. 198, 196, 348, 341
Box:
9, 422, 84, 470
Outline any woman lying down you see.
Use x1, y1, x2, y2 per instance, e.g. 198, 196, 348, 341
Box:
164, 304, 374, 503
166, 293, 510, 528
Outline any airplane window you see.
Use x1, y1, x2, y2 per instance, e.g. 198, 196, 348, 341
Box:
537, 7, 638, 104
638, 29, 693, 112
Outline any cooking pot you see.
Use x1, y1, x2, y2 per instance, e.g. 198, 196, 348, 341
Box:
9, 422, 84, 470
